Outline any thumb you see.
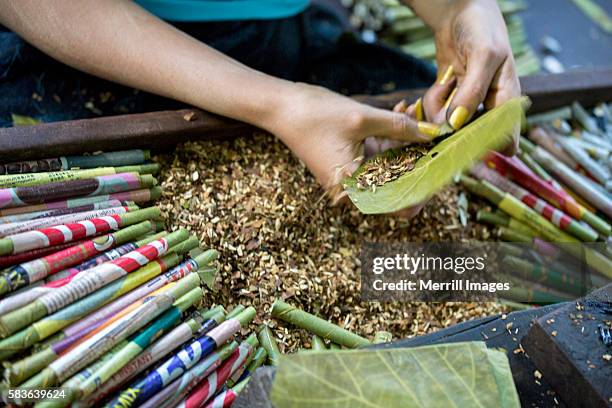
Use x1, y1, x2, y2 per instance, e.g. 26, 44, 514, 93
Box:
447, 49, 503, 130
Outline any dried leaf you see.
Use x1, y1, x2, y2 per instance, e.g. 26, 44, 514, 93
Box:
343, 97, 529, 213
271, 342, 520, 408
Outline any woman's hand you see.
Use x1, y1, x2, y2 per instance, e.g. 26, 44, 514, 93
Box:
265, 83, 434, 210
407, 0, 521, 152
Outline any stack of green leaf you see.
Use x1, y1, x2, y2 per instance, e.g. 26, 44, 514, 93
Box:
270, 341, 520, 408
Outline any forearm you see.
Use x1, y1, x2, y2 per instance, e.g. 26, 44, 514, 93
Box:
0, 0, 292, 130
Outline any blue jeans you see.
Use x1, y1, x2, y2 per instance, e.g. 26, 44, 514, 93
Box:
0, 3, 435, 127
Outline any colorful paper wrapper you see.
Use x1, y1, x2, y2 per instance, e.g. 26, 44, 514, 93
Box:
107, 307, 255, 408
0, 188, 161, 217
21, 273, 200, 388
0, 172, 156, 210
0, 206, 160, 256
0, 227, 184, 338
0, 150, 150, 175
0, 199, 125, 224
0, 163, 159, 189
0, 220, 155, 311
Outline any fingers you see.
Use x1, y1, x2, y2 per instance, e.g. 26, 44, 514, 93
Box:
393, 98, 421, 119
486, 59, 521, 156
393, 99, 409, 113
394, 97, 422, 120
364, 106, 441, 143
422, 65, 457, 123
484, 57, 521, 110
447, 48, 504, 130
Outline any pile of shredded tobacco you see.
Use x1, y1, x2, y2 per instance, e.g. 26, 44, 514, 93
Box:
355, 144, 433, 191
156, 133, 504, 352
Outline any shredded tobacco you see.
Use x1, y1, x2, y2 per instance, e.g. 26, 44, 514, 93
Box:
156, 133, 504, 352
355, 144, 433, 191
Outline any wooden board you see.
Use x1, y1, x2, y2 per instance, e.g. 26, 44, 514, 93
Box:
522, 284, 612, 408
0, 69, 610, 162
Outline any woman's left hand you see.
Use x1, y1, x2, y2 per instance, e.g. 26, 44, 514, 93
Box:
406, 0, 521, 154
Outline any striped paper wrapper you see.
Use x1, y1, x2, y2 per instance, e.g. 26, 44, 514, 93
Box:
0, 206, 160, 256
0, 172, 155, 210
177, 342, 254, 408
0, 199, 126, 224
0, 239, 89, 268
140, 342, 239, 408
76, 288, 203, 400
76, 308, 222, 408
44, 231, 166, 285
0, 163, 159, 189
520, 138, 612, 235
0, 206, 136, 237
470, 163, 598, 242
202, 389, 237, 408
0, 227, 181, 338
22, 274, 199, 388
0, 220, 155, 297
108, 311, 251, 408
0, 253, 181, 366
0, 226, 160, 316
0, 187, 161, 217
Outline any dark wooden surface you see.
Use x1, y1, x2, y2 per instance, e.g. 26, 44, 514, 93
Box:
377, 304, 567, 408
522, 284, 612, 408
0, 69, 610, 162
0, 109, 250, 162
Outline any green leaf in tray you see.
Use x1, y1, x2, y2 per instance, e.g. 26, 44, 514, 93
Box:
270, 341, 520, 408
343, 97, 529, 214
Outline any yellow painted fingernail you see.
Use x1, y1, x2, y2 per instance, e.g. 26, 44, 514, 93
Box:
449, 106, 469, 130
418, 121, 441, 138
442, 87, 458, 111
437, 65, 454, 85
415, 97, 424, 121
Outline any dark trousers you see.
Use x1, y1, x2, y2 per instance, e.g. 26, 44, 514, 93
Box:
0, 4, 435, 127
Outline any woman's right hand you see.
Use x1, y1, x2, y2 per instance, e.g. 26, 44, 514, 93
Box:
265, 82, 436, 216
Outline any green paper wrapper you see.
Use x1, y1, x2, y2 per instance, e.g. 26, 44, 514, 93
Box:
0, 251, 182, 362
0, 164, 159, 189
258, 325, 281, 366
21, 273, 200, 389
76, 288, 203, 400
311, 335, 326, 351
271, 300, 370, 348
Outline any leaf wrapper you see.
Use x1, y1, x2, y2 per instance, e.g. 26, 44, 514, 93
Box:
271, 342, 520, 408
343, 97, 529, 213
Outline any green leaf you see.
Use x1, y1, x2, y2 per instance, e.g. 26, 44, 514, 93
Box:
11, 114, 41, 126
343, 97, 529, 214
270, 342, 520, 408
